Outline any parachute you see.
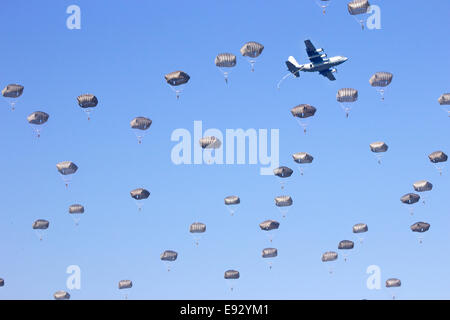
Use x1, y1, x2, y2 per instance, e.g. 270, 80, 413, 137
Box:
53, 291, 70, 300
273, 166, 293, 189
56, 161, 78, 188
412, 180, 433, 201
292, 152, 313, 175
322, 251, 338, 274
69, 204, 84, 226
118, 280, 132, 299
353, 223, 368, 243
161, 250, 178, 271
428, 151, 447, 175
199, 136, 221, 164
291, 104, 317, 134
130, 117, 152, 144
338, 240, 354, 262
130, 188, 150, 211
199, 136, 221, 149
77, 94, 98, 120
259, 220, 280, 243
369, 141, 388, 164
411, 221, 430, 244
224, 195, 240, 216
347, 0, 371, 29
118, 280, 133, 289
337, 88, 358, 118
438, 93, 450, 117
0, 278, 4, 287
386, 278, 401, 299
262, 248, 278, 270
32, 219, 49, 241
27, 111, 49, 138
315, 0, 331, 14
165, 71, 190, 99
400, 193, 420, 205
400, 193, 420, 215
275, 195, 292, 218
2, 84, 24, 110
224, 270, 239, 291
189, 222, 206, 246
411, 221, 430, 233
215, 53, 237, 84
240, 42, 264, 72
369, 72, 393, 101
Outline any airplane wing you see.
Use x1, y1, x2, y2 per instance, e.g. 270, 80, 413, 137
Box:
305, 40, 325, 63
320, 69, 336, 81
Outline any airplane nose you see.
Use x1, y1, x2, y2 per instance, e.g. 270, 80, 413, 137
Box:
343, 57, 348, 61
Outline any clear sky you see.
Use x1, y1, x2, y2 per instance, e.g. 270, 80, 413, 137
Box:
0, 0, 449, 300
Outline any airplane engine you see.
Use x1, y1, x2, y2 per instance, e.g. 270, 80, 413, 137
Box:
331, 68, 337, 73
315, 48, 324, 53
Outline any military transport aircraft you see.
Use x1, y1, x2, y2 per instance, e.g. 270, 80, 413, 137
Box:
285, 40, 348, 81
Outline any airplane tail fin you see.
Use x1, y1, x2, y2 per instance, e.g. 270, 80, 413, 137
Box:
286, 56, 301, 77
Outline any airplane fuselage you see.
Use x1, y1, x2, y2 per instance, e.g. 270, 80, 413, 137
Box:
300, 56, 348, 72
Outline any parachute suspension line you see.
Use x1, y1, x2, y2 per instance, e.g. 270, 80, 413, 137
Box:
9, 100, 17, 111
353, 16, 365, 29
168, 84, 183, 99
244, 58, 257, 72
433, 163, 443, 176
62, 176, 72, 189
375, 154, 383, 164
377, 88, 385, 101
295, 118, 308, 134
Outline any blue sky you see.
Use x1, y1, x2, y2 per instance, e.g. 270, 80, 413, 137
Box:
0, 0, 449, 299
